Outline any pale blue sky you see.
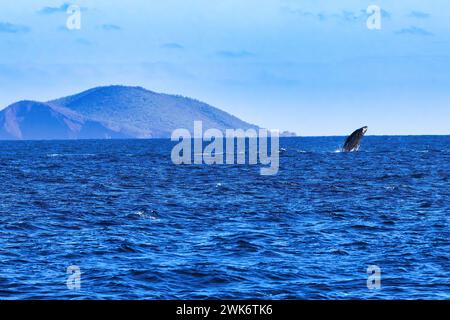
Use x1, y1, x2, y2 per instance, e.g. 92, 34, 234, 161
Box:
0, 0, 449, 135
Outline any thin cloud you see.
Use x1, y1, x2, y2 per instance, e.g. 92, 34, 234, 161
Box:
101, 24, 121, 31
38, 3, 86, 14
76, 38, 92, 46
281, 8, 331, 21
161, 42, 184, 49
395, 26, 433, 36
38, 3, 70, 14
0, 22, 30, 33
282, 7, 391, 22
408, 11, 430, 19
216, 50, 254, 58
380, 9, 391, 19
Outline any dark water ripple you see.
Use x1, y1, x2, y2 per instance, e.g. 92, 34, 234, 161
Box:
0, 136, 449, 299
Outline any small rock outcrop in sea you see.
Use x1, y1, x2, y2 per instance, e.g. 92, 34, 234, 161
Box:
280, 131, 297, 137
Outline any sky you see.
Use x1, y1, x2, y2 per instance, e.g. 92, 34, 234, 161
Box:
0, 0, 449, 135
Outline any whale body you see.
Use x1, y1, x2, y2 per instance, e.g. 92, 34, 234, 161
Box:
342, 126, 368, 152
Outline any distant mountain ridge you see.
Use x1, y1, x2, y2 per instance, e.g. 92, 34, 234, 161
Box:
0, 85, 258, 140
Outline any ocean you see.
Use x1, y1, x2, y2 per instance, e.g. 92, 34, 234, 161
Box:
0, 136, 448, 299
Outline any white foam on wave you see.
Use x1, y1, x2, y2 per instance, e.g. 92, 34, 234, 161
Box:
194, 152, 226, 156
134, 210, 158, 220
47, 153, 95, 157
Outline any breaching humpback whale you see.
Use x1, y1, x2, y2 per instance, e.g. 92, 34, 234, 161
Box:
342, 126, 368, 152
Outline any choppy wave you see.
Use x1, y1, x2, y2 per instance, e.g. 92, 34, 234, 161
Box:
0, 135, 449, 299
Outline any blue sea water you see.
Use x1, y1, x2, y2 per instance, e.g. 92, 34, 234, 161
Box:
0, 136, 448, 300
